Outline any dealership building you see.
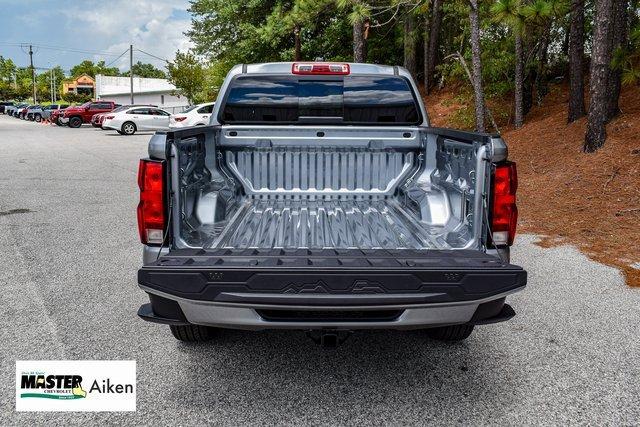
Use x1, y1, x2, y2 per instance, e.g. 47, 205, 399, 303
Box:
95, 74, 188, 112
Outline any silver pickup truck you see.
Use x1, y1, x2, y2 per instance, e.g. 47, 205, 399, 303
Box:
136, 62, 526, 346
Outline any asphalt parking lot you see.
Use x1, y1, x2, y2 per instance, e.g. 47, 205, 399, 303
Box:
1, 115, 639, 425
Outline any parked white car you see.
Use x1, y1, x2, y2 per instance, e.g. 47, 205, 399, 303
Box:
169, 102, 215, 128
102, 106, 171, 135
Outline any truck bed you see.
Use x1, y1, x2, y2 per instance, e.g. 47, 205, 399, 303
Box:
206, 198, 456, 250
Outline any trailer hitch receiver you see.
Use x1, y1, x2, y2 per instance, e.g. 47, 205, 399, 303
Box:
306, 330, 353, 348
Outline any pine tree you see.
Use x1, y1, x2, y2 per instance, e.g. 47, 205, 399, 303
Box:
584, 0, 615, 152
491, 0, 525, 128
469, 0, 486, 132
568, 0, 586, 123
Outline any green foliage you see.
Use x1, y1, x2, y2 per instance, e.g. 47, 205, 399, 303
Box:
490, 0, 524, 31
0, 56, 18, 100
70, 60, 120, 78
187, 0, 406, 67
35, 66, 65, 101
521, 0, 553, 23
0, 56, 17, 82
122, 61, 167, 79
167, 50, 208, 104
188, 0, 293, 64
615, 24, 640, 86
61, 92, 92, 103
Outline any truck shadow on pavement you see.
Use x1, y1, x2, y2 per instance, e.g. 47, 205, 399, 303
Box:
164, 328, 516, 421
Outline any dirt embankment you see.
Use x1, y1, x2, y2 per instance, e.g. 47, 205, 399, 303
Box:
425, 84, 640, 286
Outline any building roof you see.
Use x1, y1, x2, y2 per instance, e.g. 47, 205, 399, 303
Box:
63, 74, 96, 88
95, 74, 178, 96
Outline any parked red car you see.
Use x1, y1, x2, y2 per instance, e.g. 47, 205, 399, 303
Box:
50, 109, 64, 126
19, 106, 30, 119
61, 101, 118, 128
91, 112, 106, 128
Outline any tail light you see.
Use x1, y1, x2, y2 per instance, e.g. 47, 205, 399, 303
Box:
292, 62, 350, 75
491, 162, 518, 246
173, 116, 187, 122
105, 115, 114, 120
137, 159, 166, 245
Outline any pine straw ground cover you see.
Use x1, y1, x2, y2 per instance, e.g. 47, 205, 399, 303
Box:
426, 84, 640, 286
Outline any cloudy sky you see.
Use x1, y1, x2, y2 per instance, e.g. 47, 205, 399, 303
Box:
0, 0, 193, 74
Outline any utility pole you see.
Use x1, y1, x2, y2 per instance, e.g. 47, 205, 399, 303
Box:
50, 69, 53, 103
29, 44, 37, 103
130, 44, 134, 104
53, 71, 57, 103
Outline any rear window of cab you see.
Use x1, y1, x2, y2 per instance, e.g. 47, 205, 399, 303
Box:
220, 75, 421, 125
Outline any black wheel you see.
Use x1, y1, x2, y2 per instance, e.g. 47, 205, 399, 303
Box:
121, 121, 136, 135
68, 116, 82, 128
55, 119, 64, 126
28, 115, 34, 121
34, 114, 42, 122
425, 324, 475, 342
169, 325, 215, 342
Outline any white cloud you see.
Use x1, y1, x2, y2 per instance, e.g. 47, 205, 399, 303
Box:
66, 0, 193, 71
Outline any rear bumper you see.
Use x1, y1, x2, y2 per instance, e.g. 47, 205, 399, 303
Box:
139, 287, 521, 330
102, 120, 120, 131
169, 123, 188, 128
137, 248, 526, 330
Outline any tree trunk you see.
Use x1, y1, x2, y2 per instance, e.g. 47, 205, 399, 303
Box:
584, 0, 615, 152
514, 31, 524, 128
568, 0, 586, 123
468, 0, 485, 132
353, 18, 366, 62
535, 23, 551, 106
294, 24, 302, 61
403, 9, 417, 78
454, 51, 499, 132
423, 13, 429, 90
606, 0, 629, 121
425, 0, 443, 93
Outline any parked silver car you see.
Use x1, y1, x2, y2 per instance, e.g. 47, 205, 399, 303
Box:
8, 103, 29, 118
39, 104, 69, 122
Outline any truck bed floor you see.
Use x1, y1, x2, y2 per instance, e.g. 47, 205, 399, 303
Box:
206, 198, 456, 250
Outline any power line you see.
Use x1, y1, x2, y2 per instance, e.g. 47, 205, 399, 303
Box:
14, 65, 71, 73
0, 42, 124, 57
135, 48, 169, 63
105, 48, 130, 67
2, 42, 172, 64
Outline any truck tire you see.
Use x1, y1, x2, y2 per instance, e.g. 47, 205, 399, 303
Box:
169, 324, 215, 342
68, 116, 82, 128
121, 121, 136, 135
425, 324, 475, 341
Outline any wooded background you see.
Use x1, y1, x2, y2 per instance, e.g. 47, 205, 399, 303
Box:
179, 0, 640, 152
